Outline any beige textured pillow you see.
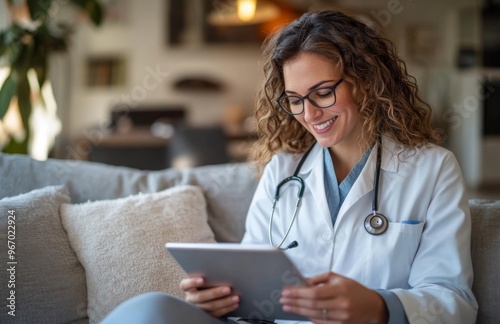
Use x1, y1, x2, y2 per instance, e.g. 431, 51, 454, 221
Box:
0, 185, 87, 324
60, 185, 215, 323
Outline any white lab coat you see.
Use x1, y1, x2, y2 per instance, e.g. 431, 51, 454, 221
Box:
242, 136, 478, 323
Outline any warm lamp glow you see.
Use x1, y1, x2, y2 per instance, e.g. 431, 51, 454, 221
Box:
208, 0, 280, 26
237, 0, 257, 22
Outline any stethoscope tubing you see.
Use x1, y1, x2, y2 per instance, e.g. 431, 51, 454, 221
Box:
268, 137, 388, 250
269, 196, 301, 249
372, 138, 382, 214
364, 139, 388, 235
269, 145, 315, 250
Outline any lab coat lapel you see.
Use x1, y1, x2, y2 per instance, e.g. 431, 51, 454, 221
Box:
296, 144, 333, 230
337, 137, 400, 221
336, 149, 376, 219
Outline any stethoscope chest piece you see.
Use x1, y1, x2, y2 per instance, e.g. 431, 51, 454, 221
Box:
364, 213, 388, 235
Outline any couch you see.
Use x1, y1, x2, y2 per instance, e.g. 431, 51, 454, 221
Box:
0, 153, 498, 324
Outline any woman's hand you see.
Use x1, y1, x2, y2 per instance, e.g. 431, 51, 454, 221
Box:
180, 276, 239, 318
280, 272, 388, 324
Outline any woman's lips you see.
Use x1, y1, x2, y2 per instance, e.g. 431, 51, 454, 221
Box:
312, 117, 337, 133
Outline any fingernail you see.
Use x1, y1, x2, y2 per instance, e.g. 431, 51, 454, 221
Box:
222, 287, 230, 294
195, 278, 203, 284
231, 295, 239, 302
281, 289, 290, 296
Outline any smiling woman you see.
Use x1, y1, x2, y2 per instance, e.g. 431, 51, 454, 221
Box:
241, 9, 476, 324
281, 54, 363, 164
99, 9, 477, 324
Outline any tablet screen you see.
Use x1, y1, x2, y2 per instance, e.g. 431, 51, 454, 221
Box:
165, 242, 309, 321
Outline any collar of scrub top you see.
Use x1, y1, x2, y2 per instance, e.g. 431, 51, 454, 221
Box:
318, 137, 386, 236
323, 145, 373, 226
294, 136, 401, 178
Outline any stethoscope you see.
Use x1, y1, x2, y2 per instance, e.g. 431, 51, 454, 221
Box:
269, 137, 388, 250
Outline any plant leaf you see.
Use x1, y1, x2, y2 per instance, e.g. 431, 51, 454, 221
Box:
16, 75, 32, 139
0, 73, 16, 120
4, 24, 23, 44
32, 29, 49, 87
70, 0, 104, 26
86, 0, 104, 26
11, 39, 35, 77
34, 65, 47, 89
26, 0, 54, 21
0, 31, 6, 56
2, 25, 25, 64
2, 136, 29, 154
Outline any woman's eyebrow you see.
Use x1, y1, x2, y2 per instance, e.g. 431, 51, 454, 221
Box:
285, 79, 337, 94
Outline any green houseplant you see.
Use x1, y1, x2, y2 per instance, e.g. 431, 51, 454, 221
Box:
0, 0, 103, 155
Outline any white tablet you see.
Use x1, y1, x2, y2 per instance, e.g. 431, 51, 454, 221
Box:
165, 242, 309, 322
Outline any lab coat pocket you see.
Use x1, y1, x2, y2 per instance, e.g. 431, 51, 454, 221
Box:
362, 221, 425, 289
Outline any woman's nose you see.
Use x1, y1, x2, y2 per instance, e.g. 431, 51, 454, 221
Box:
303, 99, 321, 123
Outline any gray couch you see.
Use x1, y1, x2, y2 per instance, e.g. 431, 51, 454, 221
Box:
0, 153, 498, 323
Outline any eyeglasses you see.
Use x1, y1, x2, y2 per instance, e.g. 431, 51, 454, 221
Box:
276, 79, 344, 115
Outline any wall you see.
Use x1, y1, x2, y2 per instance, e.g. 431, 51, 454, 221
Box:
55, 0, 491, 183
62, 0, 264, 149
447, 69, 500, 188
4, 0, 494, 187
0, 2, 8, 30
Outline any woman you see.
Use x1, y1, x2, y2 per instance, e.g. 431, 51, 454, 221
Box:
102, 10, 477, 324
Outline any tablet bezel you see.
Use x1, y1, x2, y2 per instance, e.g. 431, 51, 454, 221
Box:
165, 242, 309, 321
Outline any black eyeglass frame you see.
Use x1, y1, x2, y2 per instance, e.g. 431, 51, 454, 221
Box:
276, 79, 344, 116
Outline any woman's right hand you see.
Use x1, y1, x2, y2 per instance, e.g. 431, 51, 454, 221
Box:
180, 276, 240, 318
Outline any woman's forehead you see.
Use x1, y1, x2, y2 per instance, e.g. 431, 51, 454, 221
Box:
282, 53, 341, 90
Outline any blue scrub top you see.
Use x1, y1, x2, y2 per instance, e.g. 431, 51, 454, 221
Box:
323, 146, 372, 226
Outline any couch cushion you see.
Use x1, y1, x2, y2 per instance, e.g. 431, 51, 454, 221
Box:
469, 199, 500, 324
0, 153, 258, 242
0, 185, 87, 324
60, 185, 215, 323
0, 153, 180, 203
168, 163, 258, 242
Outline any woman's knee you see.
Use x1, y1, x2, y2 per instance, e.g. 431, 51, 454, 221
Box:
101, 292, 225, 324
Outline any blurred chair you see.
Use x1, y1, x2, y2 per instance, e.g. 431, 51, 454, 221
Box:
168, 126, 229, 168
109, 105, 187, 130
85, 106, 188, 170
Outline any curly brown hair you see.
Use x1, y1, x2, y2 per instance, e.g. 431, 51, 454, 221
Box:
250, 10, 441, 170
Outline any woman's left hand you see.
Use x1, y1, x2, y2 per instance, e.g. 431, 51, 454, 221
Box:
280, 272, 388, 324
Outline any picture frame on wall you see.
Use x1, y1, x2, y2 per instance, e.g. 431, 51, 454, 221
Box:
86, 56, 126, 88
406, 25, 441, 64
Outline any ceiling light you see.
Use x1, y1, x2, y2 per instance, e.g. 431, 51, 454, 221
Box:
208, 0, 281, 26
238, 0, 257, 22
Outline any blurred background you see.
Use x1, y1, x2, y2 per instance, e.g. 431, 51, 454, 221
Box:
0, 0, 499, 198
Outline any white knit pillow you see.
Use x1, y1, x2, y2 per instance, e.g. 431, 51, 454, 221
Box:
60, 185, 215, 323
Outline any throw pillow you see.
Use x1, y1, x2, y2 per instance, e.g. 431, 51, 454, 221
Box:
60, 185, 215, 323
0, 185, 87, 324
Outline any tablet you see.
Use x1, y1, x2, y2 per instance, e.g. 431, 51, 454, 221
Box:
165, 242, 309, 321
